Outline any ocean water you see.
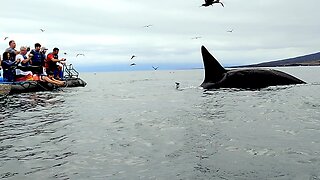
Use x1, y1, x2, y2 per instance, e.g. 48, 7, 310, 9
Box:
0, 66, 320, 180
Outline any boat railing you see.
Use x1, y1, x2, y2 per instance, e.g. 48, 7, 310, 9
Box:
63, 64, 79, 79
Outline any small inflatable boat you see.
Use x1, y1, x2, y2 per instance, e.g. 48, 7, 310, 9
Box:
0, 64, 87, 95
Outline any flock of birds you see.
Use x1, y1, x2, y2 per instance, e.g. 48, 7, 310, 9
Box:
3, 28, 86, 59
130, 0, 230, 71
3, 28, 159, 70
3, 0, 229, 73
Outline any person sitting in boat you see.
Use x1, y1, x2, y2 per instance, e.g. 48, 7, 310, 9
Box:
45, 47, 66, 80
5, 40, 20, 61
29, 43, 44, 74
1, 52, 20, 82
0, 55, 2, 78
40, 47, 48, 61
33, 70, 66, 87
40, 46, 48, 74
15, 46, 33, 81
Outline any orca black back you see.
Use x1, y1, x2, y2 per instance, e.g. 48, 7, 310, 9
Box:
201, 46, 227, 87
200, 45, 306, 89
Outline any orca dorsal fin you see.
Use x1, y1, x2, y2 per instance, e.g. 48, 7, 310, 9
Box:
201, 46, 227, 86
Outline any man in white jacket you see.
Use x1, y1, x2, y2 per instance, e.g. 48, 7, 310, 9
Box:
15, 46, 33, 80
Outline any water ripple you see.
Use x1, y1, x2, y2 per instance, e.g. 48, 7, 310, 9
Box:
1, 70, 320, 179
0, 91, 77, 179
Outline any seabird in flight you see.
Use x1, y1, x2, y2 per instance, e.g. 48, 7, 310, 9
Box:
201, 0, 224, 7
143, 25, 153, 28
76, 53, 85, 57
227, 29, 234, 33
191, 36, 202, 40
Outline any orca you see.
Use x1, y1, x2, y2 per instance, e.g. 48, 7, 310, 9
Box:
200, 46, 306, 89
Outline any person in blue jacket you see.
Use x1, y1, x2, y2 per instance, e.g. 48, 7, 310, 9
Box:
29, 43, 44, 74
1, 52, 21, 82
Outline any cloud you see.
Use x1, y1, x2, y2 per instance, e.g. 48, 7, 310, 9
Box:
1, 0, 320, 69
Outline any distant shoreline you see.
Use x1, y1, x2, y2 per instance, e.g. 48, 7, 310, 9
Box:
230, 61, 320, 68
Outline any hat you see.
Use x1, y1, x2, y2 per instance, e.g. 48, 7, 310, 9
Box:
41, 47, 48, 51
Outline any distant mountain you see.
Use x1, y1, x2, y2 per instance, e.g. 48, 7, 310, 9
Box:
233, 51, 320, 68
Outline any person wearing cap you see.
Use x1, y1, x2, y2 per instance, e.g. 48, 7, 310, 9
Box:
45, 47, 66, 80
40, 46, 48, 72
40, 46, 48, 55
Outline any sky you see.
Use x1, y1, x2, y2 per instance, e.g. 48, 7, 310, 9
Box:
1, 0, 319, 71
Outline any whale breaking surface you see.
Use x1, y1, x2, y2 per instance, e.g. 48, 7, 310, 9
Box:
200, 46, 306, 89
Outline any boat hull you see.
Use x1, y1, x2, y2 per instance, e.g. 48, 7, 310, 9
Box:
0, 78, 87, 95
65, 78, 87, 87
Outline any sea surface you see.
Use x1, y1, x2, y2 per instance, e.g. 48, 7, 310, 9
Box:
1, 67, 320, 180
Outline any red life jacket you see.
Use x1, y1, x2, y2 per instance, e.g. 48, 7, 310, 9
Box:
45, 53, 59, 70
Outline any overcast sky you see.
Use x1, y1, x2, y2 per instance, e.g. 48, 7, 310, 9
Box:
1, 0, 319, 70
